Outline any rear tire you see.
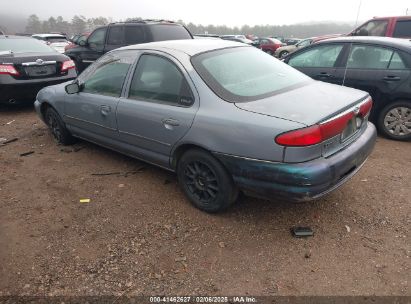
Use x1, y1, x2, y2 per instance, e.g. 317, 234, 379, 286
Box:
377, 101, 411, 141
45, 107, 76, 145
177, 149, 238, 213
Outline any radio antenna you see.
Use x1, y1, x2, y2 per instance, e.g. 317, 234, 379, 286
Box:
342, 0, 362, 86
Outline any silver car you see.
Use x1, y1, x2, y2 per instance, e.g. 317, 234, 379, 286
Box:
35, 39, 377, 213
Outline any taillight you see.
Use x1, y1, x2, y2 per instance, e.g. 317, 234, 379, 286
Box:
0, 64, 20, 76
275, 97, 373, 147
275, 125, 323, 146
61, 60, 75, 73
359, 97, 372, 117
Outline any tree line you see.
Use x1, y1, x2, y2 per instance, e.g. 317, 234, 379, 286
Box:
22, 14, 354, 38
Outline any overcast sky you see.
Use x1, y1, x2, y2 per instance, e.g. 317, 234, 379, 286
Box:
4, 0, 411, 26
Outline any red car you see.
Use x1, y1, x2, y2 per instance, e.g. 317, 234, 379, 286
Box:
254, 37, 284, 55
350, 16, 411, 38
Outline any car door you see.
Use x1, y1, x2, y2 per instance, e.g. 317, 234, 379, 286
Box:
116, 52, 199, 168
80, 27, 107, 67
286, 43, 346, 85
64, 51, 135, 143
337, 43, 411, 119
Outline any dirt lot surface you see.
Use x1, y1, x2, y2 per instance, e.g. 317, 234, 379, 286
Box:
0, 105, 410, 297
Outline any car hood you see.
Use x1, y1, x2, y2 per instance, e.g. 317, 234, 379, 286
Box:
276, 45, 297, 52
235, 81, 369, 126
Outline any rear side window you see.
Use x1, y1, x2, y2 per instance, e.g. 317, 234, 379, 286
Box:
107, 26, 124, 45
288, 44, 344, 68
81, 52, 134, 97
129, 54, 192, 105
393, 20, 411, 38
347, 45, 393, 69
124, 26, 146, 44
149, 25, 192, 41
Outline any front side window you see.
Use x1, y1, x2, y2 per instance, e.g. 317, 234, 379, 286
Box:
129, 54, 193, 105
288, 44, 344, 68
81, 52, 134, 97
347, 45, 393, 69
192, 47, 310, 102
356, 20, 388, 36
88, 27, 107, 49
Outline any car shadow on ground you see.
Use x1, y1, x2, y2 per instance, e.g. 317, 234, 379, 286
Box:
0, 102, 35, 113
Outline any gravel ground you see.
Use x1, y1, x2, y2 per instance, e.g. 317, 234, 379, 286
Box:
0, 105, 410, 297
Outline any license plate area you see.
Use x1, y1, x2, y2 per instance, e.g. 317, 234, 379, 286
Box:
24, 64, 56, 77
341, 116, 362, 142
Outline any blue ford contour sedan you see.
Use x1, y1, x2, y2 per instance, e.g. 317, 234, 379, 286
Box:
35, 39, 377, 213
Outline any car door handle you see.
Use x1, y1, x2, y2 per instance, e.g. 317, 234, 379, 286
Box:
383, 75, 401, 81
162, 118, 180, 127
100, 105, 111, 116
317, 73, 333, 78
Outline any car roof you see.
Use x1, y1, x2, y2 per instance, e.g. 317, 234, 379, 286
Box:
118, 39, 248, 56
316, 36, 411, 51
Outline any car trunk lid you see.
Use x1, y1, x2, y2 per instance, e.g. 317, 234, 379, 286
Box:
235, 81, 368, 126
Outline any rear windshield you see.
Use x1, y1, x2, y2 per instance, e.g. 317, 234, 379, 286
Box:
191, 47, 310, 102
0, 38, 55, 53
149, 24, 192, 41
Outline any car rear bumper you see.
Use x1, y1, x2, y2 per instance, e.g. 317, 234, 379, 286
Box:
214, 122, 377, 202
0, 75, 75, 104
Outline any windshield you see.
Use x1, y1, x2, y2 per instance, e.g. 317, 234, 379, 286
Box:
0, 38, 56, 53
192, 47, 310, 102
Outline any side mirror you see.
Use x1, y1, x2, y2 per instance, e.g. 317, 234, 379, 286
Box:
65, 82, 80, 94
78, 40, 87, 47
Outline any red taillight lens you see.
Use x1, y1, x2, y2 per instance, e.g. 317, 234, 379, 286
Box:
275, 97, 373, 147
0, 64, 19, 76
61, 60, 75, 72
319, 112, 354, 139
359, 97, 372, 117
275, 125, 323, 146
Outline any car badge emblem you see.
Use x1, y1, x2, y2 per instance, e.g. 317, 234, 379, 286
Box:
353, 106, 360, 115
36, 59, 44, 65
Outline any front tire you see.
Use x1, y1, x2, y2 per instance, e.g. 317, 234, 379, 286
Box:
280, 51, 289, 58
45, 107, 76, 145
377, 101, 411, 141
177, 149, 238, 213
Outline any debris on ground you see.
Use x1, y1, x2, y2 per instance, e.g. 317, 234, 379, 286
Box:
345, 225, 351, 233
0, 138, 18, 146
79, 198, 91, 203
6, 120, 15, 125
218, 241, 226, 248
291, 227, 314, 238
91, 166, 146, 177
19, 151, 34, 157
